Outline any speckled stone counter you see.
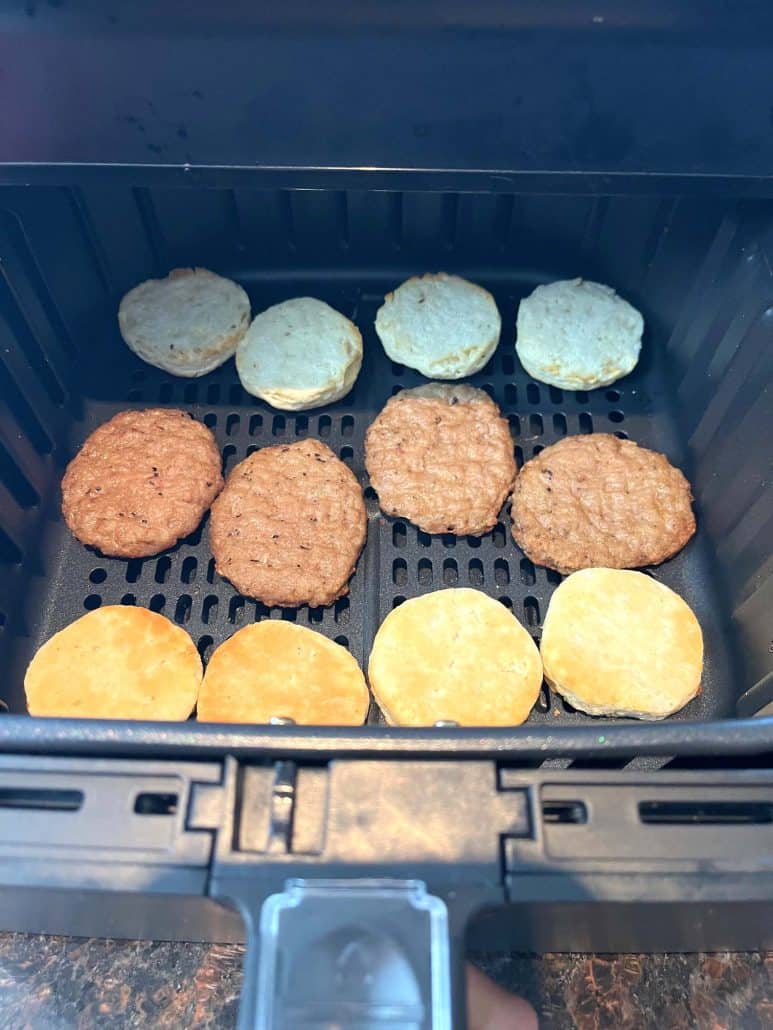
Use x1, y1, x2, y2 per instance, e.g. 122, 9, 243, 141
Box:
0, 936, 769, 1029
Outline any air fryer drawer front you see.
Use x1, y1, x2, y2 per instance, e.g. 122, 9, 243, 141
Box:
0, 754, 771, 1028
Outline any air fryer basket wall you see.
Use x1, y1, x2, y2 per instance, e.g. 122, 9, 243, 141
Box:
0, 185, 771, 738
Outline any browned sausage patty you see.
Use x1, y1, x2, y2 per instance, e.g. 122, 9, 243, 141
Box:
511, 434, 696, 573
365, 384, 516, 536
209, 439, 366, 608
61, 408, 223, 558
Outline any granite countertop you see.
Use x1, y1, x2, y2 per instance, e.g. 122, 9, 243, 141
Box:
0, 936, 769, 1029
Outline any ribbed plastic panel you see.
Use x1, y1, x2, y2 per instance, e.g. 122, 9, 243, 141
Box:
0, 186, 770, 725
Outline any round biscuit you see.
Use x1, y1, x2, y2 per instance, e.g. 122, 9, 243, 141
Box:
25, 606, 202, 720
375, 273, 501, 379
510, 434, 695, 572
236, 297, 362, 410
118, 268, 250, 377
197, 622, 369, 725
209, 439, 366, 608
365, 384, 515, 536
516, 278, 643, 390
368, 588, 543, 726
541, 569, 703, 720
61, 408, 224, 559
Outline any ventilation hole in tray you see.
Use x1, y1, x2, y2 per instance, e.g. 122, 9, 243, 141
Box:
553, 413, 567, 436
466, 534, 482, 549
229, 384, 244, 405
523, 596, 541, 626
334, 597, 350, 624
197, 635, 214, 662
606, 389, 621, 402
154, 556, 171, 584
84, 594, 101, 610
494, 558, 510, 586
249, 414, 263, 436
577, 391, 590, 404
89, 567, 107, 584
205, 558, 216, 584
364, 485, 378, 503
272, 415, 286, 436
392, 558, 408, 586
549, 386, 564, 404
0, 698, 8, 713
125, 558, 143, 584
418, 557, 433, 585
560, 696, 577, 714
340, 445, 353, 463
295, 415, 308, 437
520, 558, 536, 586
492, 523, 507, 548
222, 444, 237, 471
526, 383, 540, 404
281, 608, 297, 622
615, 430, 629, 440
441, 533, 456, 548
528, 414, 543, 437
255, 602, 269, 621
121, 593, 136, 606
202, 595, 218, 624
481, 383, 495, 399
391, 384, 403, 396
501, 353, 515, 375
335, 635, 349, 647
183, 524, 203, 547
226, 413, 240, 436
179, 556, 197, 584
391, 595, 405, 609
515, 445, 524, 468
246, 444, 259, 457
309, 606, 323, 624
0, 528, 22, 565
0, 611, 6, 629
536, 685, 551, 713
149, 593, 165, 613
208, 384, 222, 405
608, 410, 625, 424
578, 412, 593, 433
391, 362, 405, 376
159, 382, 173, 403
203, 413, 217, 429
499, 596, 513, 609
341, 415, 354, 437
505, 383, 517, 406
228, 595, 245, 624
183, 383, 198, 404
393, 522, 407, 548
127, 388, 142, 402
508, 414, 521, 436
417, 530, 431, 548
468, 558, 484, 586
175, 595, 192, 624
318, 414, 331, 438
546, 568, 563, 585
442, 558, 458, 586
532, 444, 544, 457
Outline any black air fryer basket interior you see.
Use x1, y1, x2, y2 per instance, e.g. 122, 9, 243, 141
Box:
0, 185, 771, 737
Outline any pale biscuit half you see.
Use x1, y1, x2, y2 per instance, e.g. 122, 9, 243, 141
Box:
541, 569, 703, 720
236, 297, 363, 410
197, 622, 369, 725
375, 273, 501, 379
516, 278, 643, 390
25, 606, 202, 720
118, 268, 251, 377
368, 588, 543, 727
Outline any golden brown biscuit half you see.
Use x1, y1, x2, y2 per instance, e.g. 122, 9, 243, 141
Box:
24, 605, 202, 720
368, 588, 543, 726
365, 384, 515, 536
510, 434, 695, 572
197, 621, 369, 725
540, 569, 703, 720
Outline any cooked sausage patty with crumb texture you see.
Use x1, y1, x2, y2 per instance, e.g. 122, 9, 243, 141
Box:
511, 434, 696, 573
209, 439, 366, 608
61, 408, 223, 558
365, 384, 516, 536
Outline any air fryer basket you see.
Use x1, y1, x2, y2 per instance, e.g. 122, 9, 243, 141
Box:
0, 185, 769, 731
